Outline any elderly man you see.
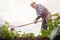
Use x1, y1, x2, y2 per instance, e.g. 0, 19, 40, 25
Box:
30, 2, 51, 30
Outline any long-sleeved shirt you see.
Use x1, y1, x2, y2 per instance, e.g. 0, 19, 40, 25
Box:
36, 4, 51, 20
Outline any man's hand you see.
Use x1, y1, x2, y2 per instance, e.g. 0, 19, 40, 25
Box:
34, 20, 37, 24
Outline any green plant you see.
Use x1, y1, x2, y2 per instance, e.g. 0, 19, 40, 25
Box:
21, 32, 35, 38
0, 21, 19, 40
40, 13, 60, 37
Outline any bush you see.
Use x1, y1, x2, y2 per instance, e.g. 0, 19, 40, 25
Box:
41, 13, 60, 37
0, 21, 19, 40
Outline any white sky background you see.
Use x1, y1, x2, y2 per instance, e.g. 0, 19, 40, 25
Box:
0, 0, 60, 36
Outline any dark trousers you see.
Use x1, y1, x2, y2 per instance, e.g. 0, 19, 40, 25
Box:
41, 19, 47, 30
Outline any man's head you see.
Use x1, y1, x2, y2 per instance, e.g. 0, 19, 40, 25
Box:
30, 2, 37, 9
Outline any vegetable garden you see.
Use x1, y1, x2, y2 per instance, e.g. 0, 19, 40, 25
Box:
0, 13, 60, 40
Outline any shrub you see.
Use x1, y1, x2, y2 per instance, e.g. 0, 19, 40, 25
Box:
41, 13, 60, 37
0, 21, 19, 40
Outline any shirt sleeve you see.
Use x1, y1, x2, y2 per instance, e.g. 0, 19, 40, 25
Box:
36, 4, 45, 16
36, 11, 41, 16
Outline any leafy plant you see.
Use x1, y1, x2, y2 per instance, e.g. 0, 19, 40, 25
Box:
0, 21, 19, 40
21, 32, 35, 38
40, 13, 60, 37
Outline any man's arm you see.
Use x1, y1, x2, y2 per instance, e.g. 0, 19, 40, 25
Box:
34, 16, 41, 24
35, 16, 41, 20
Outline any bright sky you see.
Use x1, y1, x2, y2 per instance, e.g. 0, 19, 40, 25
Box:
0, 0, 60, 36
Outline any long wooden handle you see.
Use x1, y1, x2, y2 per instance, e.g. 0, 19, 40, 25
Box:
18, 20, 42, 27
